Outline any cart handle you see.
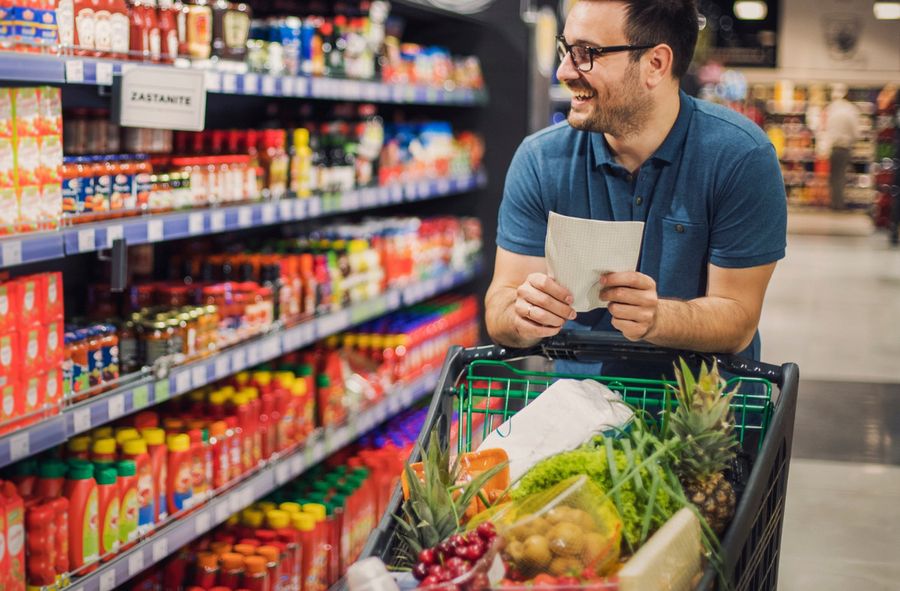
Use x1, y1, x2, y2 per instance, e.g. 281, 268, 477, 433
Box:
461, 330, 784, 385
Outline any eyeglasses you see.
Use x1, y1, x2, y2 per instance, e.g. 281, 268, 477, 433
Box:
556, 35, 655, 72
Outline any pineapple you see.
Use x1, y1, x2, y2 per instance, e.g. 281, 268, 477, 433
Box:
394, 428, 505, 567
668, 359, 740, 535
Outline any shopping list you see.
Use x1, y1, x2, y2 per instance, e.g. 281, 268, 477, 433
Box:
545, 211, 645, 312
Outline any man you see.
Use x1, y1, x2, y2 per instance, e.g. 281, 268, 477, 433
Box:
485, 0, 787, 371
823, 83, 861, 210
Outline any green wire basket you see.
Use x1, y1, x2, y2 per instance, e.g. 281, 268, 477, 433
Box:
456, 359, 775, 454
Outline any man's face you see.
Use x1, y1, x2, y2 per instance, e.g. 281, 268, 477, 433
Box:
557, 1, 653, 137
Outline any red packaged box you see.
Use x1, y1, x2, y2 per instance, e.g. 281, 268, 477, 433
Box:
0, 379, 18, 432
0, 280, 15, 333
13, 276, 42, 331
44, 320, 62, 370
42, 368, 62, 411
0, 330, 18, 380
21, 374, 44, 418
1, 481, 25, 591
43, 272, 63, 321
19, 325, 41, 373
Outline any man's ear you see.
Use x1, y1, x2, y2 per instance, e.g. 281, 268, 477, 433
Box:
643, 44, 674, 88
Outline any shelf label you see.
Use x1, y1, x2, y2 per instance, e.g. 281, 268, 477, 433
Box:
246, 343, 261, 366
106, 224, 124, 248
294, 199, 308, 219
222, 73, 237, 94
243, 73, 259, 94
195, 510, 211, 535
118, 66, 207, 131
275, 461, 291, 485
307, 198, 322, 217
9, 433, 29, 462
147, 219, 164, 242
436, 179, 450, 194
188, 212, 204, 235
174, 371, 191, 393
239, 487, 254, 508
72, 407, 91, 433
96, 62, 114, 86
152, 538, 169, 562
238, 207, 252, 227
65, 60, 84, 83
204, 71, 221, 92
191, 365, 207, 388
261, 203, 276, 224
262, 75, 276, 95
390, 185, 403, 204
154, 379, 170, 402
279, 200, 294, 220
228, 493, 241, 514
210, 210, 225, 232
290, 454, 303, 474
282, 77, 296, 96
77, 228, 95, 252
128, 552, 145, 577
99, 570, 116, 591
231, 349, 247, 371
107, 395, 125, 420
214, 501, 230, 523
1, 240, 22, 266
132, 385, 149, 410
214, 356, 230, 379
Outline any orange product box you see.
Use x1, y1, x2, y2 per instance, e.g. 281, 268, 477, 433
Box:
1, 481, 25, 590
21, 373, 43, 417
13, 135, 42, 233
0, 280, 16, 333
37, 86, 61, 136
0, 379, 17, 432
11, 88, 40, 138
0, 330, 18, 380
13, 275, 42, 331
38, 134, 62, 230
43, 271, 63, 321
45, 319, 63, 369
0, 482, 7, 589
42, 367, 62, 411
0, 88, 12, 139
0, 138, 17, 235
19, 325, 42, 373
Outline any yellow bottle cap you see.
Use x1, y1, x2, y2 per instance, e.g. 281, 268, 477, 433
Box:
67, 435, 91, 454
303, 503, 327, 521
232, 393, 249, 406
275, 372, 295, 388
92, 426, 113, 440
293, 127, 309, 146
226, 514, 240, 528
167, 433, 190, 452
115, 427, 141, 445
141, 428, 166, 446
291, 512, 316, 531
208, 391, 227, 406
235, 372, 250, 386
220, 385, 236, 398
256, 501, 277, 513
252, 371, 271, 387
242, 387, 259, 401
267, 510, 290, 529
122, 438, 148, 455
279, 502, 302, 514
242, 509, 264, 528
291, 381, 307, 397
92, 437, 117, 456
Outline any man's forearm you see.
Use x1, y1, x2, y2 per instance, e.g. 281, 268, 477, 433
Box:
645, 297, 757, 354
484, 285, 541, 348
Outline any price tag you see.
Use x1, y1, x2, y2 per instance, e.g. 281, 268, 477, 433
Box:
279, 200, 294, 220
210, 210, 225, 232
391, 85, 405, 103
390, 185, 403, 203
436, 179, 450, 194
195, 510, 211, 535
246, 343, 260, 366
147, 219, 164, 242
307, 198, 321, 217
295, 77, 309, 96
205, 71, 222, 92
214, 502, 230, 524
240, 487, 254, 508
106, 224, 124, 249
175, 371, 191, 393
96, 62, 114, 85
188, 212, 204, 235
72, 407, 91, 433
1, 240, 22, 266
9, 433, 29, 462
65, 60, 84, 83
244, 73, 259, 94
77, 228, 95, 252
290, 454, 303, 474
99, 570, 116, 591
192, 365, 207, 388
238, 207, 252, 227
214, 356, 230, 379
232, 349, 247, 371
418, 181, 430, 198
154, 379, 170, 403
222, 73, 237, 94
128, 552, 145, 577
426, 87, 438, 103
132, 385, 149, 410
262, 75, 276, 95
294, 199, 308, 219
282, 77, 296, 96
387, 290, 401, 310
275, 461, 291, 485
261, 203, 276, 224
152, 538, 169, 562
228, 493, 241, 514
107, 395, 125, 420
342, 191, 360, 211
303, 438, 315, 465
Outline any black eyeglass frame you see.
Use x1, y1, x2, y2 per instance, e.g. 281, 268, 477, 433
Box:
556, 35, 656, 72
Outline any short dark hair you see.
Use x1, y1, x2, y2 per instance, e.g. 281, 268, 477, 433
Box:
599, 0, 700, 78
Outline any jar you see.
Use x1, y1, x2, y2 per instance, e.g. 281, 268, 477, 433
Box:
157, 285, 191, 308
202, 304, 219, 354
118, 315, 140, 374
63, 108, 90, 155
142, 319, 171, 366
165, 315, 186, 361
186, 0, 213, 60
134, 156, 153, 211
177, 310, 197, 358
205, 157, 221, 204
157, 173, 174, 212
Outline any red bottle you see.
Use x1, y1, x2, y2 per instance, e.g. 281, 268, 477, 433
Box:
187, 428, 209, 503
208, 420, 230, 489
242, 556, 269, 591
157, 0, 179, 61
95, 465, 121, 560
25, 503, 56, 589
194, 552, 219, 588
35, 460, 68, 499
217, 552, 244, 588
224, 416, 243, 481
141, 427, 168, 523
144, 0, 162, 61
48, 496, 70, 579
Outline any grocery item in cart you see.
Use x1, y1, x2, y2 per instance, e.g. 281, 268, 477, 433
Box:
476, 379, 633, 481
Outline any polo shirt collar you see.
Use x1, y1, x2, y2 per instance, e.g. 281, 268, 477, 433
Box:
590, 89, 695, 169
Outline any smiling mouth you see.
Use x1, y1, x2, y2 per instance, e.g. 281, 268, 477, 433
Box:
569, 88, 596, 101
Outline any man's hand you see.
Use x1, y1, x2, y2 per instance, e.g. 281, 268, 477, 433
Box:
514, 273, 577, 338
600, 271, 659, 341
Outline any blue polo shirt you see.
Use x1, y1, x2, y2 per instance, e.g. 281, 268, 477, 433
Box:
497, 91, 787, 372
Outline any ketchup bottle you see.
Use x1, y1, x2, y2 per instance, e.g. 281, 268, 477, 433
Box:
49, 496, 70, 585
64, 462, 99, 572
144, 0, 161, 61
157, 0, 179, 62
25, 504, 57, 589
95, 465, 121, 560
121, 438, 155, 534
35, 459, 68, 498
166, 433, 193, 513
140, 427, 168, 523
116, 460, 139, 549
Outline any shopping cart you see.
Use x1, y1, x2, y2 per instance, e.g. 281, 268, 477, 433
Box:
357, 331, 799, 591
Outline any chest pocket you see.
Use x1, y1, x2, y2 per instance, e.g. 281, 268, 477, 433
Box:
659, 217, 710, 299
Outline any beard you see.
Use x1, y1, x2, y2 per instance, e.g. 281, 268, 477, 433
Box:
566, 61, 652, 138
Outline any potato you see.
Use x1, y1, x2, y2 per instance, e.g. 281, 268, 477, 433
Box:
505, 540, 525, 563
583, 531, 610, 562
566, 508, 597, 531
548, 556, 582, 577
522, 534, 552, 568
548, 522, 584, 557
545, 506, 571, 525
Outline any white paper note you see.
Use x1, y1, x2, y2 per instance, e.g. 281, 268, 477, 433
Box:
545, 211, 644, 312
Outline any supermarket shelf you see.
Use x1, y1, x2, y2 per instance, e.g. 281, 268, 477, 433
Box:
66, 369, 439, 591
0, 170, 487, 266
0, 52, 487, 106
0, 262, 480, 469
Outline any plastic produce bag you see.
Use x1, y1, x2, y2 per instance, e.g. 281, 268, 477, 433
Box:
472, 475, 623, 584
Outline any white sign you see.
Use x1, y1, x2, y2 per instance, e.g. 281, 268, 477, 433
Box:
119, 67, 207, 131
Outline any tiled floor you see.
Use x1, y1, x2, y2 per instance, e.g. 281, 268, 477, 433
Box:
760, 215, 900, 589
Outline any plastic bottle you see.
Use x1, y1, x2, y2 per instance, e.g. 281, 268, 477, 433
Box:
67, 435, 92, 461
115, 427, 141, 448
231, 392, 254, 472
95, 465, 121, 559
25, 503, 56, 589
117, 460, 139, 549
224, 415, 243, 481
257, 544, 282, 591
242, 555, 269, 591
141, 427, 168, 522
157, 0, 179, 61
270, 510, 300, 591
218, 552, 245, 588
48, 496, 70, 586
209, 420, 230, 489
166, 433, 193, 512
187, 428, 209, 501
194, 551, 219, 588
261, 129, 289, 200
35, 459, 69, 498
91, 437, 118, 466
289, 127, 312, 198
122, 438, 155, 534
10, 459, 38, 498
292, 511, 319, 591
64, 461, 99, 571
144, 0, 161, 61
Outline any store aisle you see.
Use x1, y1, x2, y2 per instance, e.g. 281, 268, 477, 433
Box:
761, 224, 900, 590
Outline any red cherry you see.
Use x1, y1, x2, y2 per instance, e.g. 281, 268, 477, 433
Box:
449, 534, 466, 546
419, 548, 437, 566
428, 565, 444, 578
476, 522, 497, 541
419, 574, 441, 587
436, 567, 453, 582
445, 556, 466, 570
468, 541, 486, 558
436, 540, 453, 557
450, 560, 472, 578
413, 562, 429, 580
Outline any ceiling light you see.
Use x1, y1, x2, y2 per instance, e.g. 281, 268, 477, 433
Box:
874, 2, 900, 19
733, 0, 768, 20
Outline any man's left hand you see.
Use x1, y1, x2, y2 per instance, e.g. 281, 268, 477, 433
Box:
600, 271, 659, 341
